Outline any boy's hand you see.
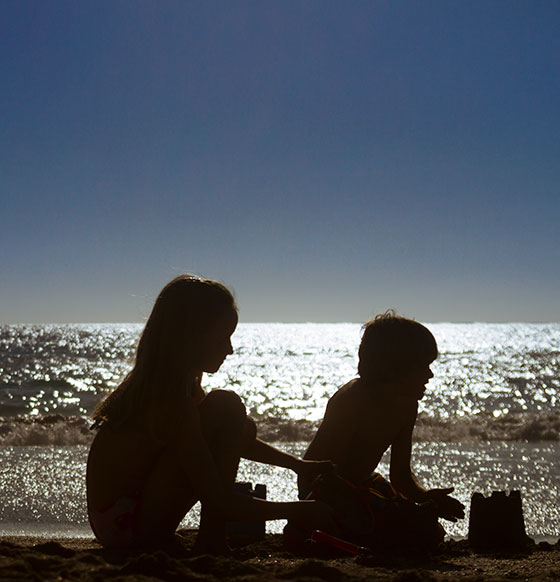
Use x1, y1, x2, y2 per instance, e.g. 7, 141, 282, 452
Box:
425, 487, 465, 522
296, 459, 335, 483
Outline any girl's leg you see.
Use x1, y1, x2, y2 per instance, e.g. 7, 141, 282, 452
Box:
196, 390, 256, 552
136, 390, 254, 549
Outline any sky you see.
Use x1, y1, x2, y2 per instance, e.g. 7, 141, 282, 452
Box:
1, 1, 559, 323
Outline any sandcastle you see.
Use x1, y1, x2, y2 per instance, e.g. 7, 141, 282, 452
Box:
227, 482, 267, 539
468, 490, 530, 549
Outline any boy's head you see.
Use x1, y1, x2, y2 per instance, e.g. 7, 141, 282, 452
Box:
358, 310, 437, 384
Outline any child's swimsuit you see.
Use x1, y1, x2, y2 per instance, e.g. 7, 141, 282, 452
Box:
88, 419, 146, 548
88, 493, 142, 549
302, 472, 444, 549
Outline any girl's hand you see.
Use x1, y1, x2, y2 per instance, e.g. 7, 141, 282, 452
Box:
296, 459, 335, 483
425, 487, 465, 522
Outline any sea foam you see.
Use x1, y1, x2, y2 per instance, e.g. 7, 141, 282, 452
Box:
1, 410, 558, 447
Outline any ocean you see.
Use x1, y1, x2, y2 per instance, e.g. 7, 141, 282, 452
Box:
0, 323, 558, 540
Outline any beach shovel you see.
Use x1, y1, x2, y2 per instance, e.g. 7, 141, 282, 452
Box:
310, 530, 369, 556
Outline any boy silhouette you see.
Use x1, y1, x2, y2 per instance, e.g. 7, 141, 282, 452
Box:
298, 311, 464, 546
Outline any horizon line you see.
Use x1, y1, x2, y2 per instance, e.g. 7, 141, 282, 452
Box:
2, 320, 559, 326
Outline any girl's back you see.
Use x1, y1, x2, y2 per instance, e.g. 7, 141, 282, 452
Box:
86, 422, 162, 512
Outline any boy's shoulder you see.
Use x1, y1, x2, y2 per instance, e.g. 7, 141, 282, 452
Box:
329, 378, 374, 409
330, 377, 418, 417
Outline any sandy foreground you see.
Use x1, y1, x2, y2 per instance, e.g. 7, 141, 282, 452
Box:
0, 530, 559, 582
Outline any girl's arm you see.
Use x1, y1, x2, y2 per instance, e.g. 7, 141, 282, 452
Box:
175, 404, 336, 529
242, 437, 333, 479
242, 437, 300, 470
170, 398, 336, 526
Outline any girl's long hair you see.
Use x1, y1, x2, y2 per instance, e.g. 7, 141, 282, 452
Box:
92, 274, 236, 432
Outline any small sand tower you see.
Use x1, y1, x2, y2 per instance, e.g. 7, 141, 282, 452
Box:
227, 482, 267, 539
468, 490, 529, 549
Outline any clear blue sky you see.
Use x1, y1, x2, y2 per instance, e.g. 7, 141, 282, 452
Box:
2, 1, 559, 323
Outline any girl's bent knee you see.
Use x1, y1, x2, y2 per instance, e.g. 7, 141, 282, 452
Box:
200, 389, 246, 428
242, 417, 257, 448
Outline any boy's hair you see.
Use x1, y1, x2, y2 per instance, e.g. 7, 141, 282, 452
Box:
358, 310, 437, 383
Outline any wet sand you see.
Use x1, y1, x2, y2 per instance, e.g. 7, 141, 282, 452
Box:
0, 530, 558, 582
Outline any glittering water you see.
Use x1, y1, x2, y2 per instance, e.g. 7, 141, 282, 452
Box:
0, 323, 559, 537
1, 323, 559, 439
0, 442, 557, 538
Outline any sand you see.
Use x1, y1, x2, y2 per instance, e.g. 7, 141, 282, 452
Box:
0, 530, 558, 582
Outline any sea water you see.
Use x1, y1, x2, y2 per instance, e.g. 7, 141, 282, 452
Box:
0, 323, 559, 539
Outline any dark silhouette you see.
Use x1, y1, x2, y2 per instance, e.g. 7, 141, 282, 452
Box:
87, 274, 335, 553
296, 310, 465, 548
469, 490, 529, 549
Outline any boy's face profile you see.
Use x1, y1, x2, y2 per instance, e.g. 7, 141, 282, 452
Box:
359, 314, 438, 401
393, 361, 434, 401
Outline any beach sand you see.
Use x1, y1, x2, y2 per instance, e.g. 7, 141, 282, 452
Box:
0, 530, 558, 582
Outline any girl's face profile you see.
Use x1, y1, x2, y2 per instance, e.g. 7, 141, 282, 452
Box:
194, 308, 238, 374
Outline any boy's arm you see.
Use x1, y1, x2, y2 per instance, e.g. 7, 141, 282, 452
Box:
389, 404, 427, 501
389, 404, 465, 521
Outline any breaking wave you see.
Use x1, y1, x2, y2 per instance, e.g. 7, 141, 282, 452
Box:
1, 411, 558, 447
0, 415, 92, 446
256, 412, 560, 443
